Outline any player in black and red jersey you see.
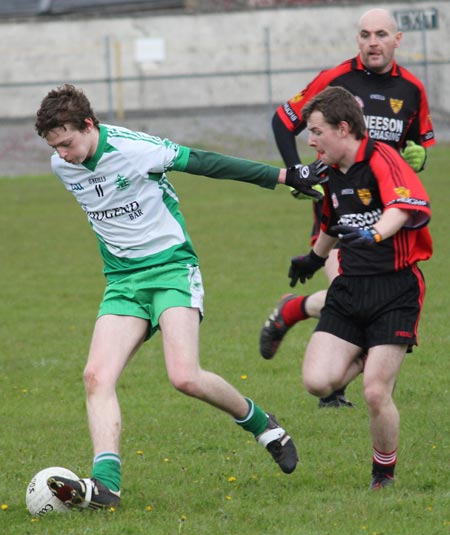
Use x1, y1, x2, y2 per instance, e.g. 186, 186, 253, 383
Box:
260, 8, 435, 408
288, 85, 432, 489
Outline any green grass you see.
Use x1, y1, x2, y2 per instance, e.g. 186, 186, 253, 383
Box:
0, 144, 449, 534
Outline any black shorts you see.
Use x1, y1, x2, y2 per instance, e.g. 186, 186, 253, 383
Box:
315, 266, 425, 349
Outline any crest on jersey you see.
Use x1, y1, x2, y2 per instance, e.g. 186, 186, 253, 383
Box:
390, 98, 403, 114
357, 188, 372, 206
394, 186, 410, 198
291, 92, 304, 103
116, 174, 131, 190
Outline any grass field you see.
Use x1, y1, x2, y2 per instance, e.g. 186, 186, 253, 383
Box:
0, 144, 449, 535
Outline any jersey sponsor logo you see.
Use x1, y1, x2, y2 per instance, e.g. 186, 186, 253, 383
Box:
357, 188, 373, 206
115, 174, 131, 190
390, 98, 404, 114
424, 130, 434, 141
370, 94, 386, 101
283, 103, 298, 123
84, 200, 141, 221
365, 115, 404, 142
71, 183, 84, 191
369, 130, 402, 142
338, 208, 382, 228
394, 187, 410, 198
128, 208, 143, 220
387, 198, 428, 208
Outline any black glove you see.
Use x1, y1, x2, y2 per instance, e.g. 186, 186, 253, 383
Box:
288, 249, 327, 287
330, 225, 382, 247
285, 160, 329, 201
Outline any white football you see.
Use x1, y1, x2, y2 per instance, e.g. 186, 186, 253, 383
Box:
26, 466, 78, 517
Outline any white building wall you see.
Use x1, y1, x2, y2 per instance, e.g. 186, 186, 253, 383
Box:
0, 2, 448, 120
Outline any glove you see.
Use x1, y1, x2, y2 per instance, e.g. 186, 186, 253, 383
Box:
290, 184, 325, 201
285, 160, 328, 201
288, 249, 327, 287
330, 225, 382, 247
401, 140, 426, 172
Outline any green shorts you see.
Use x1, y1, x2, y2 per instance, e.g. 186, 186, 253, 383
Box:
98, 263, 204, 339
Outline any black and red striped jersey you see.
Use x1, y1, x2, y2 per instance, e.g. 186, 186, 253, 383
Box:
277, 55, 435, 150
320, 136, 432, 276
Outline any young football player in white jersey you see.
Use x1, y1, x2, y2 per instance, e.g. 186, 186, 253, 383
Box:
34, 84, 327, 509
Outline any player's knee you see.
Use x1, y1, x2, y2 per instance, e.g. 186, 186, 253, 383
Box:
83, 365, 113, 395
169, 371, 201, 397
363, 382, 388, 411
83, 365, 97, 392
303, 375, 330, 397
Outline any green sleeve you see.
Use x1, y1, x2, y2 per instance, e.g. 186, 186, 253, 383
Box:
173, 146, 279, 190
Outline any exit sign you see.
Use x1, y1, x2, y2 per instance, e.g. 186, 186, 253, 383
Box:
394, 8, 439, 32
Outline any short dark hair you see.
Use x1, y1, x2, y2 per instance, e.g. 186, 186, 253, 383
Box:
35, 84, 99, 137
302, 86, 366, 139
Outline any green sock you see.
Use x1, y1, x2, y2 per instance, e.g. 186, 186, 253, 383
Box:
91, 452, 121, 492
235, 398, 268, 437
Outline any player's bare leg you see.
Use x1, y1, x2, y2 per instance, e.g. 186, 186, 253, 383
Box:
363, 344, 406, 489
160, 306, 249, 415
305, 250, 357, 407
84, 314, 148, 454
302, 332, 363, 398
49, 314, 148, 509
303, 289, 326, 318
160, 306, 298, 473
260, 250, 355, 406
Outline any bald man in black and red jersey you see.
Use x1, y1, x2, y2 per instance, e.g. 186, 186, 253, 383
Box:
287, 85, 432, 489
259, 8, 435, 408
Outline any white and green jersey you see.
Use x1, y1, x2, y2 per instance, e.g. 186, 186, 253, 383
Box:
52, 124, 198, 281
51, 124, 280, 282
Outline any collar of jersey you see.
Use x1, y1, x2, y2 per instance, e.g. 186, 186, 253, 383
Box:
331, 135, 372, 174
355, 54, 399, 77
82, 124, 110, 172
355, 134, 372, 163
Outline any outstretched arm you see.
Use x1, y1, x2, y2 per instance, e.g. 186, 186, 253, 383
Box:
182, 147, 281, 189
177, 147, 327, 200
